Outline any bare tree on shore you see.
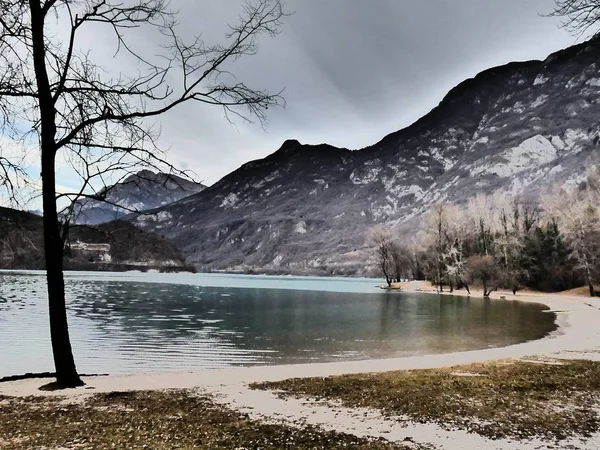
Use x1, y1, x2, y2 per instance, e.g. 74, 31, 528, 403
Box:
0, 0, 287, 387
367, 225, 397, 287
442, 205, 470, 293
543, 173, 600, 297
422, 204, 451, 292
467, 255, 500, 297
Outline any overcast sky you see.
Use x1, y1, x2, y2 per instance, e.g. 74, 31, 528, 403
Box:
2, 0, 584, 204
146, 0, 578, 186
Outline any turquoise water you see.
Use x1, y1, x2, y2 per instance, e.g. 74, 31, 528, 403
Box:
0, 271, 557, 377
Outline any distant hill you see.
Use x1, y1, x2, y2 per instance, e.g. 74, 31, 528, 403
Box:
0, 207, 192, 272
128, 36, 600, 275
73, 170, 206, 224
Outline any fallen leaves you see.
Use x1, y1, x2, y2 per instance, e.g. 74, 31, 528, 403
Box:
0, 389, 411, 449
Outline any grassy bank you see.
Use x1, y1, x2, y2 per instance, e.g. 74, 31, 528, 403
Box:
0, 390, 414, 450
253, 359, 600, 442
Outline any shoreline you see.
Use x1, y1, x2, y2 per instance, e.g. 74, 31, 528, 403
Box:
3, 282, 600, 449
2, 283, 599, 398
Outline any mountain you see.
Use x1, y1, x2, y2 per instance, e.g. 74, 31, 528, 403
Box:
130, 37, 600, 275
74, 170, 206, 224
0, 207, 192, 272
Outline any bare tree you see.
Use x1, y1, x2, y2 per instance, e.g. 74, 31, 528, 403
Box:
467, 193, 498, 257
549, 0, 600, 37
441, 204, 470, 293
494, 200, 532, 294
0, 0, 286, 387
586, 165, 600, 196
407, 244, 427, 281
422, 203, 470, 292
543, 173, 600, 297
421, 203, 451, 292
390, 241, 412, 283
0, 157, 28, 205
467, 255, 500, 298
367, 225, 396, 287
0, 213, 42, 268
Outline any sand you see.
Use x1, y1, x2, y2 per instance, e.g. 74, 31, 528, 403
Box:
2, 285, 600, 449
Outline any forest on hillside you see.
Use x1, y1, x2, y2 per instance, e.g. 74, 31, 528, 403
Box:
369, 168, 600, 296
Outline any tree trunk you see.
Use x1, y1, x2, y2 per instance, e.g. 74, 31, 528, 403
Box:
382, 262, 391, 287
582, 253, 595, 298
484, 285, 497, 297
42, 159, 83, 387
30, 0, 83, 387
385, 273, 392, 287
484, 287, 497, 297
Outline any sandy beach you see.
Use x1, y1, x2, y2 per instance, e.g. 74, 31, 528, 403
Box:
2, 283, 600, 449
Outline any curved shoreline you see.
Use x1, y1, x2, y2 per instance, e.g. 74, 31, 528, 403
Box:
1, 286, 599, 398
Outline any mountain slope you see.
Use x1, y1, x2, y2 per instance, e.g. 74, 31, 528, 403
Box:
132, 37, 600, 275
0, 207, 191, 271
74, 170, 206, 224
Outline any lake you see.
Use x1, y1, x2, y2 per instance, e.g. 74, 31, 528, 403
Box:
0, 271, 557, 378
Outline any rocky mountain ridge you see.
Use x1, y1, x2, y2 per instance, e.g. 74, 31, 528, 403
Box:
131, 37, 600, 275
74, 170, 206, 224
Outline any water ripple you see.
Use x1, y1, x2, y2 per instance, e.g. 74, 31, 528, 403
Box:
0, 271, 557, 377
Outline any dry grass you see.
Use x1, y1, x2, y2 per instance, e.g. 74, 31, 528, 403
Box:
253, 359, 600, 441
0, 390, 413, 450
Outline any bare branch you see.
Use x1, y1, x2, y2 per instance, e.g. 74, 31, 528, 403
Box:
548, 0, 600, 37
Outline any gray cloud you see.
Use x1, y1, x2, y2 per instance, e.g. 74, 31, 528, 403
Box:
76, 1, 581, 186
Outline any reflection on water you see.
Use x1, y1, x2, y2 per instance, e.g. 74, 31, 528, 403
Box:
0, 271, 557, 377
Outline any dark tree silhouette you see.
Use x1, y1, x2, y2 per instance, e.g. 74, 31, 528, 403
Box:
550, 0, 600, 36
367, 225, 396, 287
0, 0, 286, 387
467, 255, 500, 298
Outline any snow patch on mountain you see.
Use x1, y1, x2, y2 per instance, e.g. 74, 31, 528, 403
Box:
430, 147, 456, 170
370, 203, 395, 220
381, 171, 408, 193
551, 136, 566, 150
531, 95, 548, 108
119, 201, 145, 211
586, 78, 600, 87
220, 193, 239, 208
136, 211, 173, 223
564, 128, 589, 152
350, 165, 382, 184
294, 221, 307, 234
549, 164, 564, 175
473, 135, 557, 177
387, 184, 424, 200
